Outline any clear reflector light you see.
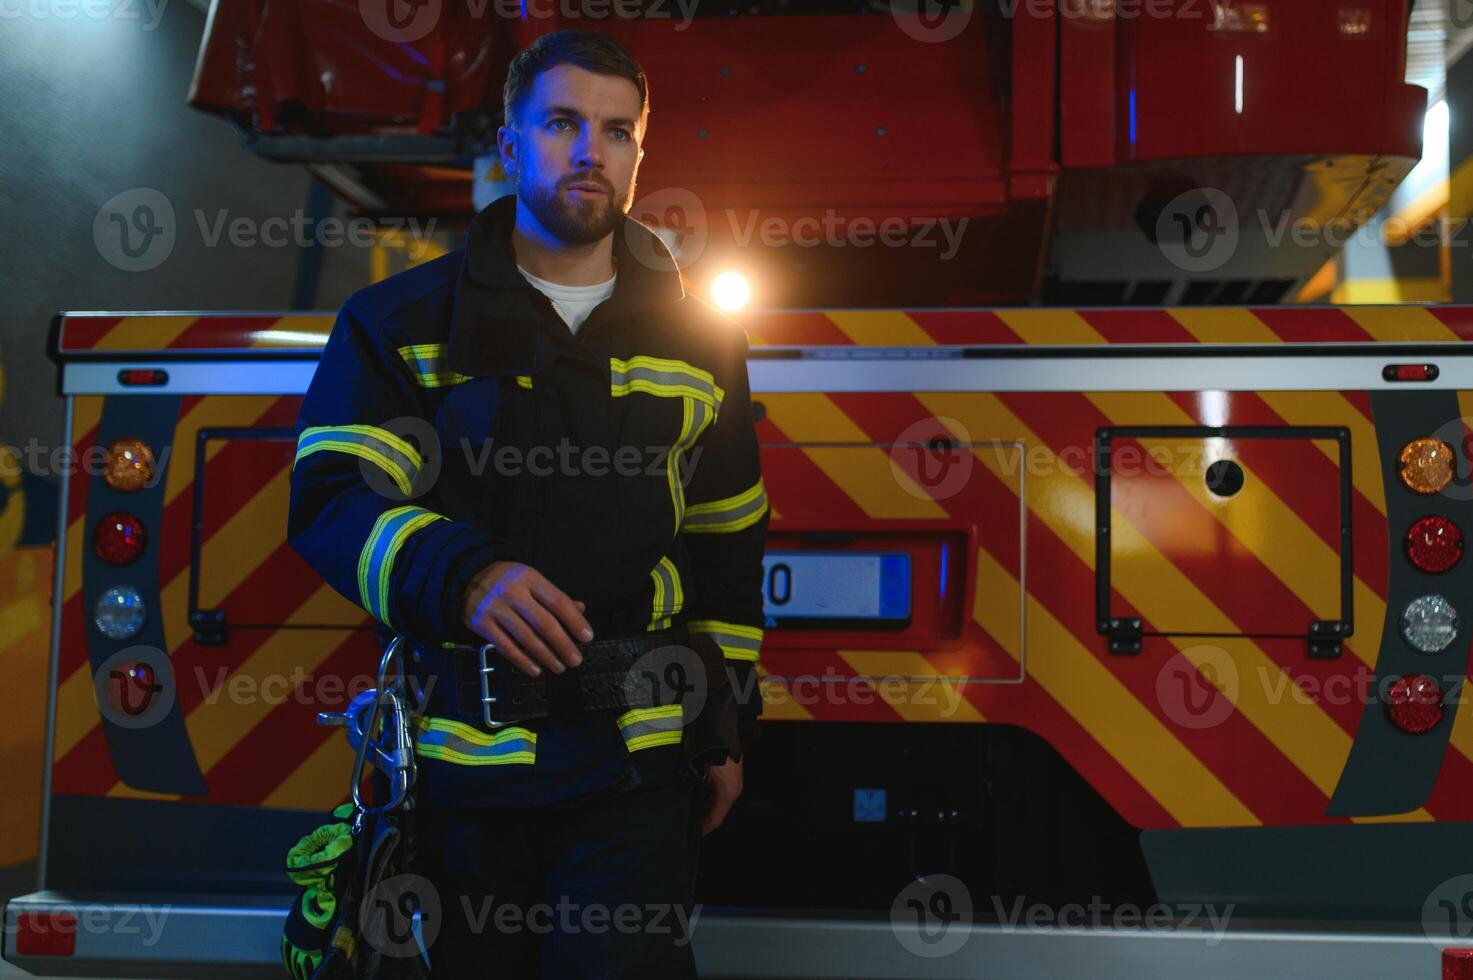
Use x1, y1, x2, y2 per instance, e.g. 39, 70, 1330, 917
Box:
1400, 594, 1460, 653
93, 586, 146, 641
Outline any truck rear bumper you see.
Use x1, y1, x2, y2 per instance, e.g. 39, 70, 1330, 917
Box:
2, 890, 1459, 979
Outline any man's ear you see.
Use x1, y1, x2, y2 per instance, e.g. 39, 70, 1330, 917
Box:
497, 124, 518, 175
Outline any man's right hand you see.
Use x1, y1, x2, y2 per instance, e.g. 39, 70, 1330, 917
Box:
463, 561, 594, 677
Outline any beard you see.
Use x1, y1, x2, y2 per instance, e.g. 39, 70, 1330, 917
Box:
520, 171, 632, 246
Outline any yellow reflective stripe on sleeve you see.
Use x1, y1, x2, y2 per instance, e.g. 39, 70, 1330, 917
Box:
667, 397, 713, 536
648, 556, 683, 631
689, 619, 763, 662
413, 716, 537, 765
294, 424, 422, 495
356, 506, 446, 628
397, 343, 473, 388
515, 375, 533, 389
682, 478, 768, 534
609, 355, 725, 411
617, 704, 684, 751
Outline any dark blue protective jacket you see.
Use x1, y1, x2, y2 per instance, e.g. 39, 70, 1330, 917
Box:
287, 194, 767, 807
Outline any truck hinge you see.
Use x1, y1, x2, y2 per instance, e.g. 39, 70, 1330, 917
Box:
1309, 620, 1347, 659
1099, 617, 1142, 655
191, 608, 227, 646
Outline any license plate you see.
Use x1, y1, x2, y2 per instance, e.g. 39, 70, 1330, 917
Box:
761, 551, 911, 626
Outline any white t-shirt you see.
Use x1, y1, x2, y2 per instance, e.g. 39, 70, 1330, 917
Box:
518, 265, 617, 335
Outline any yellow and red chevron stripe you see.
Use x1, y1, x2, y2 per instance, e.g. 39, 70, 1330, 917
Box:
49, 311, 1473, 835
52, 395, 374, 812
52, 305, 1473, 354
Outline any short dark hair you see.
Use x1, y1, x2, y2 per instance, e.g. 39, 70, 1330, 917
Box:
502, 30, 649, 130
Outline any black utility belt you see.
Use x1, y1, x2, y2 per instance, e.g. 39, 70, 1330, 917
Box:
444, 629, 728, 729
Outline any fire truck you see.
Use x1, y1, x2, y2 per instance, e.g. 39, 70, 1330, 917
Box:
8, 0, 1472, 976
8, 305, 1473, 979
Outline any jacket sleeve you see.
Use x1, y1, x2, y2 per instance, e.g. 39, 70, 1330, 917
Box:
680, 326, 770, 749
287, 300, 521, 645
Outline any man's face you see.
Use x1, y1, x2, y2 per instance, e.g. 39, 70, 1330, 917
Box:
501, 63, 645, 245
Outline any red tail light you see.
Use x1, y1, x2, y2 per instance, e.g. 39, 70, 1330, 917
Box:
1386, 674, 1444, 734
1446, 948, 1473, 979
1405, 516, 1464, 574
92, 512, 145, 566
14, 911, 77, 957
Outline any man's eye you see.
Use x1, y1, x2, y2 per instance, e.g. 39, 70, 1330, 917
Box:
611, 129, 630, 142
550, 119, 572, 132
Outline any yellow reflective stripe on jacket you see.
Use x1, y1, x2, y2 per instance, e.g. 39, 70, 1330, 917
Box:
356, 506, 445, 628
617, 704, 684, 751
294, 424, 422, 496
412, 716, 537, 765
397, 343, 473, 388
689, 619, 763, 662
515, 375, 533, 389
609, 355, 725, 411
648, 556, 683, 631
682, 478, 768, 534
668, 396, 715, 535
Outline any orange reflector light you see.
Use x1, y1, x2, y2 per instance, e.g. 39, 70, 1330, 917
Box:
1386, 673, 1444, 734
14, 912, 77, 957
1398, 437, 1456, 495
103, 437, 155, 492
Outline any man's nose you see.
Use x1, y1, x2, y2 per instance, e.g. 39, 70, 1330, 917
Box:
571, 128, 602, 170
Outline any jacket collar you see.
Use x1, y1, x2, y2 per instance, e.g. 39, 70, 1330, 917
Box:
448, 193, 685, 376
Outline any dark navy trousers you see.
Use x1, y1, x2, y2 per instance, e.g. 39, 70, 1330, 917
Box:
419, 778, 705, 979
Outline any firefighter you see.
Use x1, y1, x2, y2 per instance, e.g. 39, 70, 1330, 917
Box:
286, 29, 767, 979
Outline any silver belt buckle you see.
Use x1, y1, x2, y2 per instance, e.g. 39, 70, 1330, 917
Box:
477, 643, 509, 728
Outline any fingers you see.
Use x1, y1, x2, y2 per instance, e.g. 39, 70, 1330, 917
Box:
464, 563, 592, 676
479, 617, 544, 679
494, 604, 569, 675
510, 595, 583, 670
534, 580, 594, 644
699, 761, 743, 834
701, 786, 737, 835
